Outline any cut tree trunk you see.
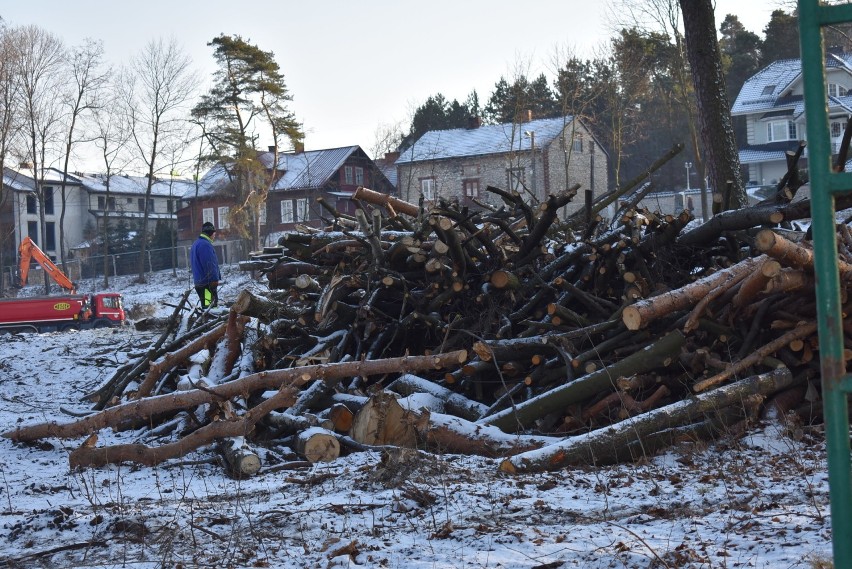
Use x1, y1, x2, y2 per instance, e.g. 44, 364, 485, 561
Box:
481, 330, 686, 432
221, 437, 261, 478
295, 427, 341, 463
349, 391, 417, 448
499, 367, 796, 473
5, 350, 467, 443
412, 409, 560, 457
622, 256, 764, 330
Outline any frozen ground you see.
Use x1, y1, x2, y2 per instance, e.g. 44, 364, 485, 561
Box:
0, 264, 836, 568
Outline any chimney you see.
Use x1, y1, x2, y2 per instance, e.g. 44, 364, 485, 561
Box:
384, 151, 400, 163
466, 115, 482, 129
293, 141, 305, 153
526, 109, 533, 122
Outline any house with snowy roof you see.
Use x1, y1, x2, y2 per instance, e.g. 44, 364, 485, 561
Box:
731, 50, 852, 190
0, 167, 193, 286
394, 115, 608, 217
0, 167, 84, 281
177, 145, 394, 250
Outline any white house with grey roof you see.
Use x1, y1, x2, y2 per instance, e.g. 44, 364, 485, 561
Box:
0, 167, 193, 286
731, 50, 852, 188
394, 115, 608, 217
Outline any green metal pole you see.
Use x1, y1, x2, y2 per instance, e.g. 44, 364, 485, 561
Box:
798, 1, 852, 566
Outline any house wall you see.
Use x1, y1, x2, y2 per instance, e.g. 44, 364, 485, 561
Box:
177, 196, 239, 243
745, 161, 790, 187
396, 122, 608, 218
541, 122, 609, 216
87, 193, 181, 218
14, 184, 88, 258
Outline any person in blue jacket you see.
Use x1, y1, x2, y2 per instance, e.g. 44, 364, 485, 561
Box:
190, 222, 221, 307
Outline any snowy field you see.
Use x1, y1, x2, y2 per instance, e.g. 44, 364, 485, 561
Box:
0, 264, 836, 568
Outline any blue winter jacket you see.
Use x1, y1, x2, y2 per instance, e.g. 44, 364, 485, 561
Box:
190, 234, 221, 286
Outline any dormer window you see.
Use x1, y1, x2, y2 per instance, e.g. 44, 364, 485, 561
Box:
761, 85, 776, 96
829, 82, 848, 97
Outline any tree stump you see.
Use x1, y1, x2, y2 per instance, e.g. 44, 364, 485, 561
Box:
295, 427, 341, 463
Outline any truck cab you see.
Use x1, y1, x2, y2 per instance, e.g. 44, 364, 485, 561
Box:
90, 293, 126, 327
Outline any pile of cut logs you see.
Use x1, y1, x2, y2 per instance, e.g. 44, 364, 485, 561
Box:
5, 165, 847, 475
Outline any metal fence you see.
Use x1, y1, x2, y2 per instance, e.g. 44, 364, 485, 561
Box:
5, 239, 248, 288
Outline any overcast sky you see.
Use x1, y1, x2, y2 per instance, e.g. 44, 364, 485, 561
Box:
2, 0, 779, 170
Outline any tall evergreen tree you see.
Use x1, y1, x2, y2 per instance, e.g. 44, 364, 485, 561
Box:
401, 92, 477, 150
483, 75, 557, 124
193, 34, 303, 251
761, 10, 800, 65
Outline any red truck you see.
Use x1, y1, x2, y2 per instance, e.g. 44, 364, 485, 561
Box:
3, 236, 127, 333
0, 293, 126, 333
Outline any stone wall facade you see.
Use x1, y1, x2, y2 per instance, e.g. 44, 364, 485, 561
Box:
396, 121, 608, 218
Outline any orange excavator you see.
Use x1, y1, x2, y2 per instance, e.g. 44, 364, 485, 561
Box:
18, 236, 77, 294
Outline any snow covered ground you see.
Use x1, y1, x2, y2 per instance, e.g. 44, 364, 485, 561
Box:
0, 264, 837, 568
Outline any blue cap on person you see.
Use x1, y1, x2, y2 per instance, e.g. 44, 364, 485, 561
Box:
202, 222, 216, 236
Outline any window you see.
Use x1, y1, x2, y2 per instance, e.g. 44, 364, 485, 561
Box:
258, 205, 267, 225
295, 198, 309, 222
202, 208, 215, 225
344, 166, 354, 184
761, 85, 776, 96
463, 180, 480, 198
26, 194, 37, 214
98, 196, 116, 210
420, 178, 435, 200
167, 199, 174, 213
767, 120, 796, 142
507, 167, 525, 190
44, 187, 54, 215
355, 167, 364, 186
829, 83, 848, 97
137, 198, 154, 212
281, 200, 294, 223
572, 138, 583, 152
832, 121, 844, 138
27, 221, 38, 245
45, 222, 56, 251
218, 206, 230, 229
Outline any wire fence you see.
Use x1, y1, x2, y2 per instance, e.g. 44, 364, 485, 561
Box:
4, 240, 248, 289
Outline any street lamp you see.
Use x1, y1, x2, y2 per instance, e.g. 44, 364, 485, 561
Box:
685, 161, 692, 192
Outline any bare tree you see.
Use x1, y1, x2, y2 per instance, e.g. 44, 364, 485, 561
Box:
124, 37, 197, 283
0, 24, 24, 294
57, 38, 109, 270
92, 69, 132, 288
371, 120, 405, 159
12, 24, 66, 294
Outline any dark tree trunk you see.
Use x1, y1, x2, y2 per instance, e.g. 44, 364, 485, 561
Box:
679, 0, 747, 210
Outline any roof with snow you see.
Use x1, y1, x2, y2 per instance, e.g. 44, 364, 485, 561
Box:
2, 167, 82, 191
74, 173, 196, 198
395, 116, 577, 164
189, 146, 362, 199
732, 52, 852, 116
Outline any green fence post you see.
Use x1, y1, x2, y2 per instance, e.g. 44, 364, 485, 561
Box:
799, 1, 852, 566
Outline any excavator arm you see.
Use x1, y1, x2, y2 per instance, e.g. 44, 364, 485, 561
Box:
19, 236, 76, 294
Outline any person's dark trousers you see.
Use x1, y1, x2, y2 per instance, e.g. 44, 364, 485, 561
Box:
195, 284, 218, 308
